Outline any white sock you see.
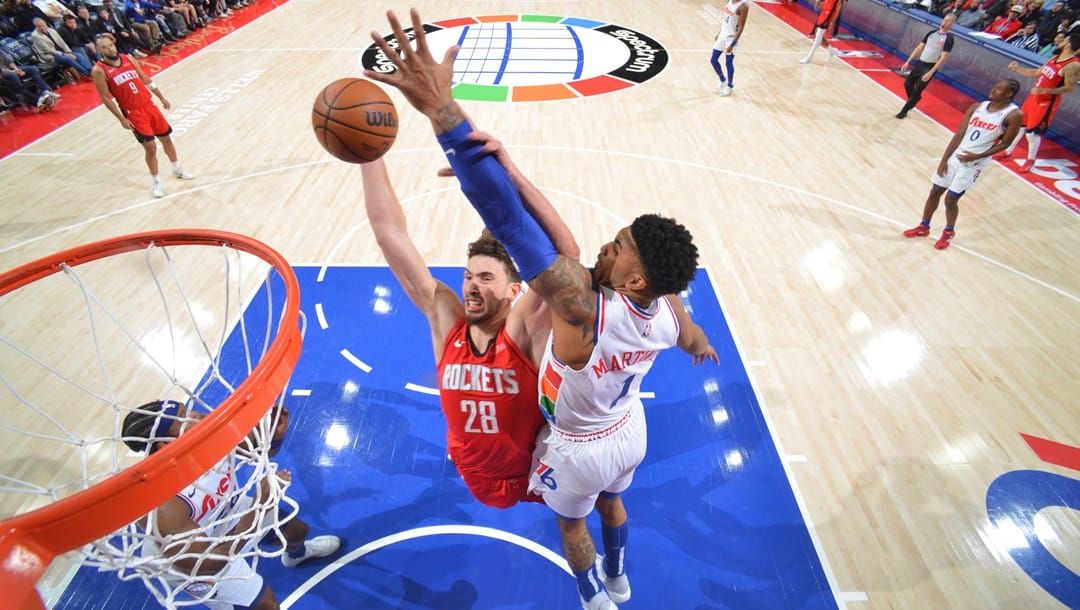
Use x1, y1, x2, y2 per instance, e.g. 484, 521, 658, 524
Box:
152, 174, 160, 183
171, 161, 182, 172
1027, 132, 1042, 161
806, 29, 824, 59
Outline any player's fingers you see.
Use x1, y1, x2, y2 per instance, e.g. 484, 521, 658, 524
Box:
436, 167, 456, 177
369, 30, 405, 73
442, 44, 460, 67
410, 8, 430, 57
386, 10, 411, 57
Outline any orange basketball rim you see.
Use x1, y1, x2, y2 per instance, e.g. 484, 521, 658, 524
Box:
0, 229, 302, 610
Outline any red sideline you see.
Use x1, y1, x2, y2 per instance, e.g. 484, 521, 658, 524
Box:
0, 0, 288, 159
759, 0, 1080, 214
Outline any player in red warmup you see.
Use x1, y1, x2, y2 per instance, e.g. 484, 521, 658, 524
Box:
995, 31, 1080, 172
92, 34, 194, 199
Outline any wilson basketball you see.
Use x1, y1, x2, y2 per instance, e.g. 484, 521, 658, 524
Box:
312, 78, 398, 164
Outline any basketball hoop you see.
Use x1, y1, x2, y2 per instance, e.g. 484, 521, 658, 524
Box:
0, 230, 303, 610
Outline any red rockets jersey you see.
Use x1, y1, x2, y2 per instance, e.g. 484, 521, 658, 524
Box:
437, 320, 543, 481
1032, 55, 1079, 102
98, 54, 153, 110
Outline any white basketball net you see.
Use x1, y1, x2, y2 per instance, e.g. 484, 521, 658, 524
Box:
0, 239, 303, 608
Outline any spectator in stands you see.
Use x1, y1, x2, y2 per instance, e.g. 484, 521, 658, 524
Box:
94, 7, 147, 57
1007, 20, 1043, 47
1037, 1, 1069, 39
165, 0, 202, 31
0, 45, 59, 109
103, 0, 158, 53
124, 0, 167, 44
984, 4, 1026, 36
957, 2, 989, 26
58, 13, 97, 62
30, 17, 93, 77
7, 0, 52, 32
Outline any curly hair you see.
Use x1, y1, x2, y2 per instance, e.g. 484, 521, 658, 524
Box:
629, 214, 698, 297
467, 230, 521, 283
122, 400, 167, 454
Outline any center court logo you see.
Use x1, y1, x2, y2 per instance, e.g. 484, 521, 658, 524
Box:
360, 15, 668, 102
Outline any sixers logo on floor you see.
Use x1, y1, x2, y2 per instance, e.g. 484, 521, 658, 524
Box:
361, 15, 668, 102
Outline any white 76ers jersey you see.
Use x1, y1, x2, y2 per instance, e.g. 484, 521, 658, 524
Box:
538, 286, 680, 433
957, 101, 1018, 157
719, 0, 746, 39
174, 459, 242, 536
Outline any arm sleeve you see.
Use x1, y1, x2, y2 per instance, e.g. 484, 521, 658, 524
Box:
435, 121, 558, 281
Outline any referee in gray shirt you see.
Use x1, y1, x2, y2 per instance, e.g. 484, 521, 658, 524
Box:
896, 12, 957, 119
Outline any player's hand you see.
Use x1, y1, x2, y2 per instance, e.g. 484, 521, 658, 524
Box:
364, 8, 459, 119
921, 72, 932, 82
900, 62, 909, 71
725, 45, 734, 54
1007, 61, 1018, 70
936, 160, 948, 177
956, 151, 977, 163
160, 97, 171, 110
120, 117, 134, 130
692, 345, 719, 366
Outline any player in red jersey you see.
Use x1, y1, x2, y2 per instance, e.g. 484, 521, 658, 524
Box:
801, 0, 846, 63
91, 34, 194, 198
359, 146, 578, 509
997, 31, 1080, 172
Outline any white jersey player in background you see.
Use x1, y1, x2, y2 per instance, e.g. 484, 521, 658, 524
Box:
710, 0, 748, 96
902, 78, 1023, 250
122, 400, 341, 610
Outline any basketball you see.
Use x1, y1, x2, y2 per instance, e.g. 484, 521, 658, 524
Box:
312, 78, 398, 164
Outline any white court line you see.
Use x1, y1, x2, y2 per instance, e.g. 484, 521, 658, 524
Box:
290, 389, 311, 397
838, 591, 871, 602
640, 391, 655, 399
314, 302, 329, 330
405, 382, 439, 396
340, 348, 371, 373
787, 454, 809, 462
280, 525, 570, 609
6, 144, 1074, 304
747, 360, 767, 367
12, 152, 74, 157
700, 268, 849, 610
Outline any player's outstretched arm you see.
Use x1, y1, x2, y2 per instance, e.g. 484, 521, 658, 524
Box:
361, 158, 463, 356
667, 294, 718, 365
364, 8, 560, 283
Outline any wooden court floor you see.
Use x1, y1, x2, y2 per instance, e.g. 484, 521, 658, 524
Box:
1, 1, 1078, 608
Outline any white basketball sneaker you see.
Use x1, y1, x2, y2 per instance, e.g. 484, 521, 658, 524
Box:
151, 181, 164, 198
172, 167, 195, 180
596, 555, 631, 603
580, 589, 617, 610
281, 535, 342, 567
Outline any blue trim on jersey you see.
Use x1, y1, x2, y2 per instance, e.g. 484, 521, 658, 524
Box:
598, 491, 621, 499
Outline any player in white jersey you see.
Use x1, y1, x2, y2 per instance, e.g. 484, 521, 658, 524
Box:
365, 11, 718, 608
710, 0, 748, 96
903, 79, 1023, 250
122, 400, 341, 610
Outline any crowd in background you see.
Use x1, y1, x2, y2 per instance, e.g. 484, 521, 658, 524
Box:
1, 0, 258, 118
927, 0, 1078, 54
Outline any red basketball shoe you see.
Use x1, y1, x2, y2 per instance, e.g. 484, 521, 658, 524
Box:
934, 230, 955, 250
903, 224, 930, 238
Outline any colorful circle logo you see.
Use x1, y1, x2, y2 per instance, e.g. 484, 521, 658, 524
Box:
361, 15, 669, 102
